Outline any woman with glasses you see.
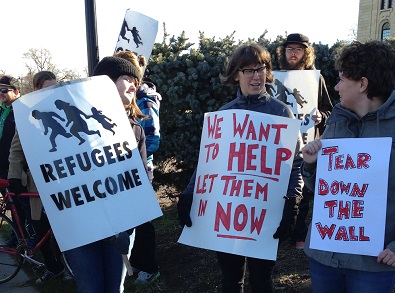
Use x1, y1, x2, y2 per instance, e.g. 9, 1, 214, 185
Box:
177, 42, 303, 292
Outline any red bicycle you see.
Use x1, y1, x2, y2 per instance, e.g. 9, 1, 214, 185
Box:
0, 178, 72, 283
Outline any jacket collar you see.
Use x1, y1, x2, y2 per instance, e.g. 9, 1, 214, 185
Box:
236, 88, 271, 104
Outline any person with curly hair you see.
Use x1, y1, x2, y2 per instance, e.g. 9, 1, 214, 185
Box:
302, 40, 395, 293
276, 33, 334, 249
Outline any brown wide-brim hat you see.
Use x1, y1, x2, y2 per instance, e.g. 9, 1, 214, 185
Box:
283, 33, 309, 48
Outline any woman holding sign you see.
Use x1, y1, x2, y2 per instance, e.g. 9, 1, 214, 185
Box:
64, 56, 148, 293
177, 42, 303, 292
302, 40, 395, 292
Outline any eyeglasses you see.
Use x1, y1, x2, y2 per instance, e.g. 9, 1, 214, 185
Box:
0, 88, 13, 94
238, 66, 266, 78
285, 47, 304, 53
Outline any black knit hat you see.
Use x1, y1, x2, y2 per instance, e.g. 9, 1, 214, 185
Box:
93, 56, 142, 82
283, 33, 309, 48
0, 75, 19, 90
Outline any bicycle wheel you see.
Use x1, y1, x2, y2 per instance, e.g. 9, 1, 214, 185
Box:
0, 214, 24, 284
61, 252, 74, 279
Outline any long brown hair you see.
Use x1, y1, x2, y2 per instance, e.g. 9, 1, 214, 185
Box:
276, 45, 316, 70
113, 51, 147, 120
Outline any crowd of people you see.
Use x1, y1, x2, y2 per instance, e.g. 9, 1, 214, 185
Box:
1, 34, 395, 293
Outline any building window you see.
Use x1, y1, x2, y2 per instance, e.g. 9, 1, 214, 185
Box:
382, 0, 393, 8
382, 22, 391, 40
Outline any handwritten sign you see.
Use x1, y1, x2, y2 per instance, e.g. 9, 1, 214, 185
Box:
178, 109, 300, 260
269, 70, 320, 145
12, 76, 163, 251
310, 138, 391, 256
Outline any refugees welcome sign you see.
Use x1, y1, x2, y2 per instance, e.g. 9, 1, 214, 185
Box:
178, 110, 300, 260
13, 76, 162, 251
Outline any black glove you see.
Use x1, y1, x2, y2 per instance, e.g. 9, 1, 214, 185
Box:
108, 232, 130, 255
177, 193, 193, 227
273, 197, 297, 242
8, 178, 26, 195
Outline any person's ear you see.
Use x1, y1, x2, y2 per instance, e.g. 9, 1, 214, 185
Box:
360, 77, 368, 92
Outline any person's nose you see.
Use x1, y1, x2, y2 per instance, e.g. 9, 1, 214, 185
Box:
129, 83, 137, 91
252, 71, 260, 79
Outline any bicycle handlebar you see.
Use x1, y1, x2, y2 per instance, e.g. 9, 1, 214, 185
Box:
0, 178, 39, 197
0, 178, 9, 189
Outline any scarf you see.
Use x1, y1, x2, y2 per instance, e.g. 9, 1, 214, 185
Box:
0, 103, 11, 140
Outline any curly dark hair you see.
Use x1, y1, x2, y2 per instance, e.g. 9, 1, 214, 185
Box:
220, 42, 274, 86
335, 40, 395, 101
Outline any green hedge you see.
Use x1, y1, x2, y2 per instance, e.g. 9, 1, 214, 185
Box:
145, 32, 350, 170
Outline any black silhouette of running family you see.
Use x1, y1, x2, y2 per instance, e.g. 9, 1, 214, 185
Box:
32, 100, 117, 152
118, 20, 143, 48
266, 79, 308, 108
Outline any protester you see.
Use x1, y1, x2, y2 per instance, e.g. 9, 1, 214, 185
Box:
114, 50, 161, 284
302, 40, 395, 292
0, 76, 18, 180
177, 42, 303, 293
7, 71, 69, 284
64, 56, 147, 293
0, 75, 35, 247
276, 33, 333, 249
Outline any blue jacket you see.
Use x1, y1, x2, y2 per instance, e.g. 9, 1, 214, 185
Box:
137, 82, 161, 167
302, 90, 395, 272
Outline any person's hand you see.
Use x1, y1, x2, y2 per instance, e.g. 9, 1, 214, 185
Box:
177, 193, 193, 227
273, 197, 296, 242
377, 248, 395, 266
109, 232, 130, 255
302, 139, 322, 164
8, 178, 25, 195
311, 109, 322, 125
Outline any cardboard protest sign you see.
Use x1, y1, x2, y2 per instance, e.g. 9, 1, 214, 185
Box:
310, 138, 391, 256
12, 76, 163, 251
269, 70, 320, 145
114, 9, 158, 64
178, 109, 301, 260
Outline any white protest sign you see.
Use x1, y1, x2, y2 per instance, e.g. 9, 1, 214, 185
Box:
178, 109, 301, 260
310, 138, 391, 256
269, 70, 320, 145
114, 9, 158, 64
13, 76, 163, 251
